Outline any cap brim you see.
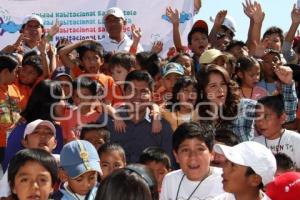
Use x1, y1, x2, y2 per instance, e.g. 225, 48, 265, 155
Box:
214, 144, 245, 166
63, 161, 102, 179
163, 70, 184, 77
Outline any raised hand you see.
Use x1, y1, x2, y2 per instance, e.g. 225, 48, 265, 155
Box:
214, 10, 227, 27
48, 19, 61, 37
166, 6, 179, 25
274, 65, 293, 85
131, 24, 142, 43
151, 41, 163, 54
243, 0, 265, 23
291, 4, 300, 24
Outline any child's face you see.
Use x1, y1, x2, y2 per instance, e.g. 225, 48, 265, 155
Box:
23, 20, 44, 42
1, 68, 17, 84
83, 130, 105, 150
67, 171, 98, 195
100, 150, 126, 179
57, 76, 72, 98
22, 125, 57, 153
72, 87, 93, 106
162, 73, 181, 92
13, 160, 53, 200
176, 56, 193, 76
255, 105, 285, 139
262, 53, 281, 80
205, 73, 228, 106
111, 65, 129, 82
81, 50, 103, 74
173, 138, 213, 181
239, 65, 260, 88
188, 32, 208, 56
145, 161, 169, 192
263, 33, 282, 51
177, 84, 197, 109
229, 45, 249, 59
222, 160, 254, 193
19, 65, 40, 86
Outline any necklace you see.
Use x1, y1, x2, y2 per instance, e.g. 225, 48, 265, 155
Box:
175, 168, 211, 200
264, 129, 285, 153
240, 87, 253, 99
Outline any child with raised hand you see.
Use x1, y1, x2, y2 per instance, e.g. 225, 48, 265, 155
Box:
53, 140, 101, 200
236, 56, 267, 100
160, 76, 199, 131
97, 143, 126, 180
7, 148, 58, 200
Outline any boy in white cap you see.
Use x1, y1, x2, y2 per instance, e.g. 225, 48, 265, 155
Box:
212, 141, 276, 200
53, 140, 102, 200
0, 119, 58, 198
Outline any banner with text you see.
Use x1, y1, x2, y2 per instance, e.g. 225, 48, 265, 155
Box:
0, 0, 194, 56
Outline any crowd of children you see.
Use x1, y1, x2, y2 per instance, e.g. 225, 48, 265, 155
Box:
1, 1, 300, 199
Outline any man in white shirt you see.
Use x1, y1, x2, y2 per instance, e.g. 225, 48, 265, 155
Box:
100, 7, 143, 53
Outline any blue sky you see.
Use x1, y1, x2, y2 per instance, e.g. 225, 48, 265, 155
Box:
194, 0, 297, 41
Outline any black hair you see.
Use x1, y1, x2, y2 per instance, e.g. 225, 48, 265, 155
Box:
274, 153, 296, 172
262, 26, 284, 45
76, 41, 104, 60
22, 52, 43, 76
245, 167, 264, 189
96, 164, 157, 200
226, 40, 246, 51
21, 80, 63, 122
215, 129, 240, 146
8, 149, 58, 197
169, 53, 195, 77
109, 52, 136, 72
256, 94, 284, 116
124, 70, 154, 92
166, 76, 198, 112
236, 56, 259, 72
98, 143, 126, 163
187, 27, 208, 45
80, 124, 110, 143
136, 52, 155, 69
139, 146, 171, 170
0, 54, 19, 72
72, 76, 99, 96
173, 122, 215, 152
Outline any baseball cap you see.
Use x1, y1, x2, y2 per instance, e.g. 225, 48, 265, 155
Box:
199, 49, 228, 64
23, 119, 56, 139
23, 14, 44, 26
266, 172, 300, 200
191, 20, 208, 34
104, 7, 125, 21
214, 141, 276, 185
60, 140, 102, 178
161, 62, 184, 78
222, 16, 236, 34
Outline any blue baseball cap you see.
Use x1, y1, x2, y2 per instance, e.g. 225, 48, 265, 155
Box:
161, 62, 184, 78
60, 140, 102, 178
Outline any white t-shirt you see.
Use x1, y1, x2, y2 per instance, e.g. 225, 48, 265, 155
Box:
160, 167, 224, 200
212, 192, 270, 200
100, 34, 143, 53
254, 129, 300, 168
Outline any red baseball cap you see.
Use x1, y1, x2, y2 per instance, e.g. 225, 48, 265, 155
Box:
266, 172, 300, 200
191, 20, 208, 34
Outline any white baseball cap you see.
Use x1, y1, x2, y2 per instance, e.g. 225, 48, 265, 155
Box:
222, 15, 236, 33
214, 141, 276, 185
104, 7, 125, 21
23, 14, 44, 26
23, 119, 56, 139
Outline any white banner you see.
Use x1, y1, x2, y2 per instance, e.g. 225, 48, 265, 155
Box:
0, 0, 194, 56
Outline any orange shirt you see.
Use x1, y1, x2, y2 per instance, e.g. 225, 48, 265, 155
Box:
60, 107, 101, 142
0, 84, 22, 147
153, 86, 173, 105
